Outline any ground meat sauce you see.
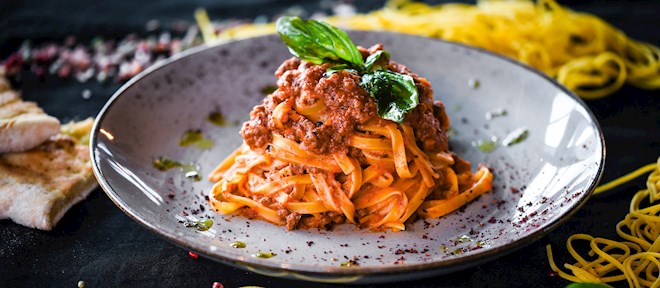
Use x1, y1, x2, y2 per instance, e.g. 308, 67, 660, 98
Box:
240, 44, 451, 156
237, 44, 457, 230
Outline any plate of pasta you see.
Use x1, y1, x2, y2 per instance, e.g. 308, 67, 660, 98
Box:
91, 20, 604, 284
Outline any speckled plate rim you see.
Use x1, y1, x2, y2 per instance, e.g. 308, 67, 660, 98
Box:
90, 31, 606, 283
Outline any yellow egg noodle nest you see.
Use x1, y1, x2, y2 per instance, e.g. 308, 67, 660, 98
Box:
548, 158, 660, 287
196, 0, 659, 99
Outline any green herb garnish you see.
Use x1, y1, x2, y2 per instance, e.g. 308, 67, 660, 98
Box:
260, 84, 278, 95
360, 70, 419, 123
153, 157, 182, 171
153, 157, 202, 181
276, 16, 363, 67
275, 16, 419, 123
502, 127, 529, 147
184, 219, 213, 231
208, 112, 227, 126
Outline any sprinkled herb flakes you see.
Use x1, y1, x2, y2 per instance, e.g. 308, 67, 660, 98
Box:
502, 127, 529, 146
184, 219, 213, 231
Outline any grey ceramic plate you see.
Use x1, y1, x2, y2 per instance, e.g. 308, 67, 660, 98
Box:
91, 32, 605, 284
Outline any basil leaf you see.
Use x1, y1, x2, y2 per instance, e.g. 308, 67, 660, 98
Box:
276, 16, 363, 67
360, 70, 419, 123
363, 50, 390, 72
275, 16, 420, 123
324, 64, 358, 77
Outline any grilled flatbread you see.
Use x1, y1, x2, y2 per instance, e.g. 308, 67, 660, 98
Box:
0, 80, 61, 153
0, 118, 96, 230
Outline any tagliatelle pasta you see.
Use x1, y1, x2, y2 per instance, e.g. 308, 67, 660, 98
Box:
206, 19, 494, 231
547, 157, 660, 287
196, 0, 660, 99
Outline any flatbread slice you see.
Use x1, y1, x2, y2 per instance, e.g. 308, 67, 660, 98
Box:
0, 118, 97, 230
0, 89, 61, 153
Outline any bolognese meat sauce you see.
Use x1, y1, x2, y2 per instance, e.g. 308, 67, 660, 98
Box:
240, 44, 451, 156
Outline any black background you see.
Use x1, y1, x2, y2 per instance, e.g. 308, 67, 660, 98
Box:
0, 0, 658, 287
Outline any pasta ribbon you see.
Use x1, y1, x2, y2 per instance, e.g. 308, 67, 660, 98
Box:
209, 122, 493, 231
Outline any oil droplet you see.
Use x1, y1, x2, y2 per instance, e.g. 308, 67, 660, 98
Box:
472, 138, 497, 153
153, 157, 201, 182
180, 130, 214, 149
153, 157, 182, 171
182, 164, 202, 181
208, 112, 227, 126
208, 111, 240, 126
230, 241, 246, 248
253, 252, 276, 258
184, 219, 213, 231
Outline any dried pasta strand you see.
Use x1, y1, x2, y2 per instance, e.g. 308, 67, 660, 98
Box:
196, 0, 659, 99
547, 157, 660, 287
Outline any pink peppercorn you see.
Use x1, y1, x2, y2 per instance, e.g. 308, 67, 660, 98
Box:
188, 251, 199, 259
212, 282, 224, 288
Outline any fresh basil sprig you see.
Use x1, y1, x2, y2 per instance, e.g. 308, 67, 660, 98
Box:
363, 50, 390, 73
275, 16, 363, 67
275, 16, 419, 123
360, 70, 419, 123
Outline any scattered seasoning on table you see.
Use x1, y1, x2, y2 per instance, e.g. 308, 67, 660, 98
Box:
77, 280, 85, 288
1, 25, 203, 83
81, 89, 92, 100
211, 282, 224, 288
188, 251, 199, 259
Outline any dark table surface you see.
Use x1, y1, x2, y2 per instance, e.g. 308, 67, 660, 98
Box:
1, 0, 658, 287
